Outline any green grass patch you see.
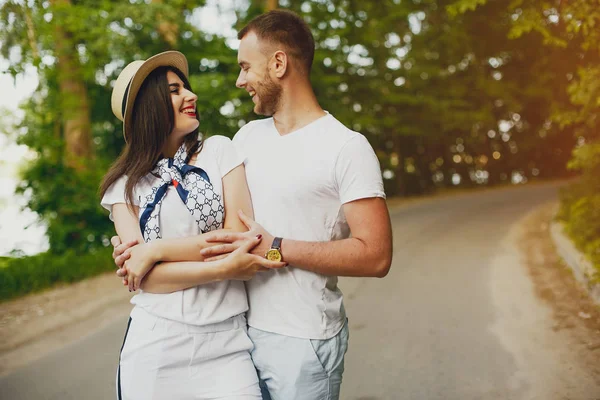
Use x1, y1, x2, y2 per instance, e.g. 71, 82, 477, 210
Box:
0, 248, 115, 302
0, 257, 11, 269
557, 183, 600, 279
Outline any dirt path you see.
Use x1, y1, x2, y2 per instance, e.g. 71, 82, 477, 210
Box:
0, 272, 133, 376
519, 203, 600, 382
483, 202, 600, 399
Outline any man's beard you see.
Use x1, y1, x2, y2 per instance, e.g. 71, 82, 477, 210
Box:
254, 72, 282, 116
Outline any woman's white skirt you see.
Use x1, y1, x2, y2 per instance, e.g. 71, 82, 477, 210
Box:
116, 307, 261, 400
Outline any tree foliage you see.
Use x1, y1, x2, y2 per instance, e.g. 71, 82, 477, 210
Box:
450, 0, 600, 271
0, 0, 234, 253
0, 0, 594, 268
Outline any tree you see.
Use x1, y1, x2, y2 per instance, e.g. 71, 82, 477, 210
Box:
450, 0, 600, 269
0, 0, 225, 253
280, 0, 572, 194
51, 0, 93, 169
0, 0, 591, 257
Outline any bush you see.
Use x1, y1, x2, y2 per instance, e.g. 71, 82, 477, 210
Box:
557, 142, 600, 276
0, 248, 115, 302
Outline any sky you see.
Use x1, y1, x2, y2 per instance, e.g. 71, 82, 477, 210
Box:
0, 63, 45, 256
0, 0, 239, 256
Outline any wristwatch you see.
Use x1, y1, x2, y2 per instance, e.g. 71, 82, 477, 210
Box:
265, 237, 283, 262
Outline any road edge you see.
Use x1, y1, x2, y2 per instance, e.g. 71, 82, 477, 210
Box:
549, 209, 600, 306
0, 272, 133, 377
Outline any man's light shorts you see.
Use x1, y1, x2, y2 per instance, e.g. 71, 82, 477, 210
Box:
117, 307, 261, 400
248, 319, 349, 400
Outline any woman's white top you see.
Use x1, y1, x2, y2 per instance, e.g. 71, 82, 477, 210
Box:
101, 136, 248, 326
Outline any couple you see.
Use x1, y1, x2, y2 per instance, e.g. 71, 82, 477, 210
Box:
100, 9, 393, 400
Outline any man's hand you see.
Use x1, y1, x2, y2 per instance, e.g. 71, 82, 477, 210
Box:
220, 235, 286, 280
110, 236, 138, 286
201, 210, 273, 260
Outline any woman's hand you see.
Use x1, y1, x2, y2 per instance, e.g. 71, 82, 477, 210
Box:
110, 236, 138, 287
220, 235, 287, 281
123, 242, 160, 292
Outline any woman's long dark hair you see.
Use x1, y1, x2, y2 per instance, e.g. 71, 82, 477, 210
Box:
100, 66, 200, 208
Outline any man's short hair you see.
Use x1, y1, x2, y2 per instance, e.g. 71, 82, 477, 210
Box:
238, 9, 315, 74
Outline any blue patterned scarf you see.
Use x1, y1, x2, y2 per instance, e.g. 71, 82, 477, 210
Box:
139, 142, 224, 242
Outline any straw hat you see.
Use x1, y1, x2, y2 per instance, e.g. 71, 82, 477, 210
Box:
111, 51, 189, 142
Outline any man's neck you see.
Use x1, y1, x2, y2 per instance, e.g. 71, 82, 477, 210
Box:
271, 85, 327, 135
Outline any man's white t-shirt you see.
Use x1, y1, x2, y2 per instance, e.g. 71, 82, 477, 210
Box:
101, 136, 248, 326
233, 113, 386, 339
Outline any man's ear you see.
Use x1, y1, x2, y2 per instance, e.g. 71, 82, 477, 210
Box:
270, 50, 288, 78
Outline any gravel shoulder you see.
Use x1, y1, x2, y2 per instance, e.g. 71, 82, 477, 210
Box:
487, 202, 600, 399
518, 203, 600, 388
0, 272, 133, 377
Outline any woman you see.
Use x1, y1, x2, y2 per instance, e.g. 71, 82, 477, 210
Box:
100, 51, 284, 400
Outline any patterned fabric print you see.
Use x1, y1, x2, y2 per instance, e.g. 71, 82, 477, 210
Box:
139, 142, 224, 242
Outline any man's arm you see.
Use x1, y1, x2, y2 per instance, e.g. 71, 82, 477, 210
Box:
202, 197, 393, 278
278, 197, 392, 277
139, 236, 283, 293
278, 133, 392, 277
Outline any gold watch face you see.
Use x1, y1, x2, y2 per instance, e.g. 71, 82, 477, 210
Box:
265, 249, 282, 262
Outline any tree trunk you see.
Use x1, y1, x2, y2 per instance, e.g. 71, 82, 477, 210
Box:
50, 0, 92, 170
153, 0, 178, 47
392, 136, 406, 196
23, 4, 40, 66
265, 0, 278, 11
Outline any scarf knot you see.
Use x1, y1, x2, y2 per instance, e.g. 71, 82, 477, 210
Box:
139, 142, 224, 242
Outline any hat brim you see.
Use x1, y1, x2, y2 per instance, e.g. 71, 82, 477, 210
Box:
121, 51, 189, 142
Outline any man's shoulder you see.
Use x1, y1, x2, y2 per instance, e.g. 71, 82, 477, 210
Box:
233, 118, 272, 143
318, 114, 363, 145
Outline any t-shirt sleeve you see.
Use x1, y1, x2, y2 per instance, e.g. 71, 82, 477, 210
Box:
212, 135, 245, 176
335, 134, 386, 204
100, 175, 137, 221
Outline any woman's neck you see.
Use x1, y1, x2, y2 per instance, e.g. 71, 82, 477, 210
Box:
162, 137, 184, 158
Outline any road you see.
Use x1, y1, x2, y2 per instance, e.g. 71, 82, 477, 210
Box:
2, 182, 599, 399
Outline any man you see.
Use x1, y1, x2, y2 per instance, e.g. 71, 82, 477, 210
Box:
113, 9, 392, 400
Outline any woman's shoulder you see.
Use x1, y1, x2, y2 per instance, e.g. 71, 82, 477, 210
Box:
202, 135, 233, 148
108, 173, 154, 195
194, 135, 243, 173
197, 135, 235, 157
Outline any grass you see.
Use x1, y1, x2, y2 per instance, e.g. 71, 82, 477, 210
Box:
0, 257, 11, 269
0, 248, 115, 302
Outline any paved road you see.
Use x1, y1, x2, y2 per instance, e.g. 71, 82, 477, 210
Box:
1, 182, 597, 399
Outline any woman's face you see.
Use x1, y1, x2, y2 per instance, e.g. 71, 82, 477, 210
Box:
167, 70, 199, 138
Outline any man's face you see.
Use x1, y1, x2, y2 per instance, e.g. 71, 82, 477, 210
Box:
236, 31, 282, 116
